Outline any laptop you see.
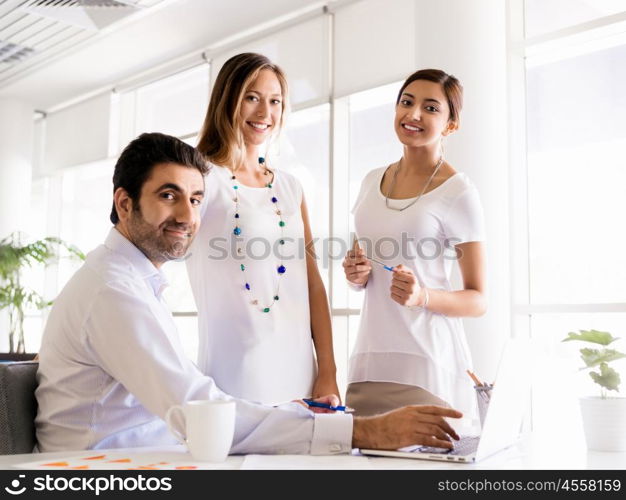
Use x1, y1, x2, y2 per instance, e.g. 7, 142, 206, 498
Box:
360, 339, 530, 463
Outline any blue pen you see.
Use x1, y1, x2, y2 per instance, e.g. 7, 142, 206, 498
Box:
303, 399, 354, 413
368, 255, 395, 272
353, 235, 394, 272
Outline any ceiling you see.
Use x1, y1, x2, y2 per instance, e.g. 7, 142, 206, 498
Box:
0, 0, 329, 110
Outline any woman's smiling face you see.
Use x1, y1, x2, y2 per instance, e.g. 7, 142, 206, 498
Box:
394, 79, 455, 148
239, 69, 284, 147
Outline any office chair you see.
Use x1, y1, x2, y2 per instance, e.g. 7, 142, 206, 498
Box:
0, 361, 38, 454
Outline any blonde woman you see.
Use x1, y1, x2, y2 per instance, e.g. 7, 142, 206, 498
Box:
187, 53, 339, 405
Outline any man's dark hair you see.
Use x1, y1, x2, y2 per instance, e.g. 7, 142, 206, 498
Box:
110, 132, 209, 224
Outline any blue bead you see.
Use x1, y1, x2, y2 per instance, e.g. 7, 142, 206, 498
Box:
245, 283, 250, 290
271, 197, 278, 203
259, 157, 265, 164
235, 213, 239, 218
234, 227, 241, 236
277, 265, 286, 274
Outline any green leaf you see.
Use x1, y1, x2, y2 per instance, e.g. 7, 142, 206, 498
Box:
562, 329, 619, 346
580, 348, 626, 368
589, 363, 621, 392
1, 232, 85, 352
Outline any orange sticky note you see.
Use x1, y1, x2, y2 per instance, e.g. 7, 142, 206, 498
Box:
175, 466, 197, 470
84, 455, 106, 460
70, 465, 90, 470
107, 459, 132, 463
43, 461, 69, 467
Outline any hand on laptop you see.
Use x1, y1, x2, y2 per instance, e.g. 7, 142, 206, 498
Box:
351, 405, 462, 450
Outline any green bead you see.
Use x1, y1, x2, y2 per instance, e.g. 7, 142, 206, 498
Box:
263, 307, 270, 313
274, 295, 279, 300
279, 221, 285, 227
267, 183, 272, 188
240, 264, 245, 271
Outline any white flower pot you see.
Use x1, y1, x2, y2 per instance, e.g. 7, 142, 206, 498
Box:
580, 396, 626, 452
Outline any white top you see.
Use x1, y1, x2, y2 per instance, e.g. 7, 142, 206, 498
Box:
186, 165, 315, 405
349, 168, 485, 416
35, 228, 352, 454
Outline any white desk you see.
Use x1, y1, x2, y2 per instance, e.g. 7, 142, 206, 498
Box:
1, 433, 625, 470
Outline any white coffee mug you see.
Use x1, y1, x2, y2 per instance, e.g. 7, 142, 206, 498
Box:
165, 400, 236, 462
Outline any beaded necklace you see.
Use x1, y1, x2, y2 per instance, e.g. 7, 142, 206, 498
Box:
231, 157, 286, 313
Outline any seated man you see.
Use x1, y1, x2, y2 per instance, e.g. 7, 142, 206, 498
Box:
35, 132, 461, 454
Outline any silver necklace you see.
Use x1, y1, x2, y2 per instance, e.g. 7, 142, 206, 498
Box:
385, 156, 444, 212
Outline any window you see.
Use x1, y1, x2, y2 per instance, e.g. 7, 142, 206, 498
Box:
513, 2, 626, 415
526, 44, 626, 305
134, 65, 210, 139
347, 83, 401, 310
278, 103, 330, 287
524, 0, 626, 38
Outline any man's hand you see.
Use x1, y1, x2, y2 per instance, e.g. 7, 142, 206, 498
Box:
352, 405, 462, 450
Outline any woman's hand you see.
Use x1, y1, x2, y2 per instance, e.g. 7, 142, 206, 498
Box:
294, 394, 342, 414
343, 247, 372, 286
390, 264, 426, 307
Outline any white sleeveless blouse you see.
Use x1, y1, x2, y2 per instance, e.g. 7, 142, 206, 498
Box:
186, 164, 315, 405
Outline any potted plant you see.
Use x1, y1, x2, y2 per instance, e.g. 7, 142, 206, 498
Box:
0, 233, 84, 358
562, 329, 626, 452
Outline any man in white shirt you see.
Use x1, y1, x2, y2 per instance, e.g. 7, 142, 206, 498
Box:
35, 132, 462, 454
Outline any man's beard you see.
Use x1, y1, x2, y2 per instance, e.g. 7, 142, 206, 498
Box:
127, 206, 192, 265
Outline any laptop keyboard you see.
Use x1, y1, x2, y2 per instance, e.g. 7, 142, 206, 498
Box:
412, 436, 480, 456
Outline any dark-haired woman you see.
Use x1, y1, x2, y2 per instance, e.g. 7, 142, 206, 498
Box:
342, 69, 487, 418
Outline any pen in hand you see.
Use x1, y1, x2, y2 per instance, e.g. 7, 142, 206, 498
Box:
352, 235, 394, 272
302, 398, 354, 413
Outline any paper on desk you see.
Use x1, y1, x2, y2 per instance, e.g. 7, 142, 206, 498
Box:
242, 454, 371, 469
14, 451, 233, 470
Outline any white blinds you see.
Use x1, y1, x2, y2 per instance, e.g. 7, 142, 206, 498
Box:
333, 0, 416, 98
43, 93, 111, 172
210, 16, 330, 108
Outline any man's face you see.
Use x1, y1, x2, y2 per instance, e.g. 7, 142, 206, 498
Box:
126, 162, 204, 266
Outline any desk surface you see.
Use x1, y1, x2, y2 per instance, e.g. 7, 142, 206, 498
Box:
1, 433, 625, 470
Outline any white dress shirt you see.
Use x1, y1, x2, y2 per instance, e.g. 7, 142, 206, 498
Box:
35, 228, 352, 454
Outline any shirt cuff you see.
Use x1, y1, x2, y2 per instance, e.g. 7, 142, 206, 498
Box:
347, 281, 365, 292
310, 413, 353, 455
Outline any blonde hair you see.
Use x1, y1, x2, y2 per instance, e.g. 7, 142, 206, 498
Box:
197, 53, 288, 169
